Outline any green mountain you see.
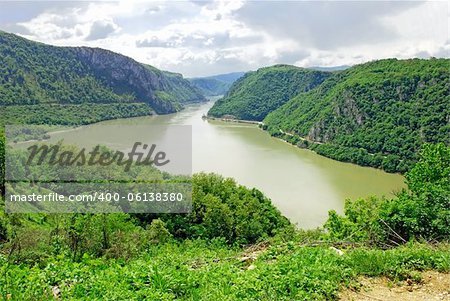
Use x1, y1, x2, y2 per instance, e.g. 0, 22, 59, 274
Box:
264, 58, 450, 172
0, 31, 205, 114
207, 65, 331, 121
189, 72, 245, 96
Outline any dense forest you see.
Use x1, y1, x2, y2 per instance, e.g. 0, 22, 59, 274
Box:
208, 65, 330, 121
1, 103, 154, 127
0, 31, 205, 115
264, 59, 450, 172
189, 72, 245, 96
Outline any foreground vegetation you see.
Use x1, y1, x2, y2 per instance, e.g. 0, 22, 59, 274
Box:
2, 238, 449, 300
0, 141, 448, 300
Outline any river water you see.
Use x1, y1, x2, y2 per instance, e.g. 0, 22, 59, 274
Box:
41, 100, 405, 228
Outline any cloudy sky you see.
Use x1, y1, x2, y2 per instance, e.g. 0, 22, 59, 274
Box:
0, 1, 448, 77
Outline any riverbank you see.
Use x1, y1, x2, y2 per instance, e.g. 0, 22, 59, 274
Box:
204, 113, 405, 174
269, 128, 410, 174
202, 115, 263, 126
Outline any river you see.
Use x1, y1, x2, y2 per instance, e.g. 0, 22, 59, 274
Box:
40, 99, 405, 228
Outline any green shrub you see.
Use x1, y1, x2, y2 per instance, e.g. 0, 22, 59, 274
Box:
325, 196, 385, 243
381, 143, 450, 242
326, 143, 450, 245
147, 219, 172, 244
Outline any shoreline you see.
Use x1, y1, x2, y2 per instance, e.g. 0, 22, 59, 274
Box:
203, 115, 264, 126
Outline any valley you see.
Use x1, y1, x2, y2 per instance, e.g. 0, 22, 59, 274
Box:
0, 27, 448, 301
26, 99, 405, 228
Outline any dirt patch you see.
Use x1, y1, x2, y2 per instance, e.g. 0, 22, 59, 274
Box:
340, 271, 450, 301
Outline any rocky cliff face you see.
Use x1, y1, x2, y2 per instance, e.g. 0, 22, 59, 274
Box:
74, 47, 205, 113
73, 47, 171, 113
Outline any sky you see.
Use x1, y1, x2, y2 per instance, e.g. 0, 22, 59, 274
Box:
0, 0, 448, 77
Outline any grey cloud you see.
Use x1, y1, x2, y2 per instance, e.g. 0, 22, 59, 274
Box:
188, 1, 216, 8
434, 47, 449, 58
399, 43, 450, 59
136, 34, 209, 48
136, 36, 174, 48
156, 46, 310, 77
235, 1, 421, 50
161, 54, 252, 77
0, 2, 90, 37
58, 28, 75, 40
276, 49, 310, 65
0, 23, 32, 35
85, 20, 117, 41
0, 1, 87, 25
415, 51, 431, 59
424, 46, 450, 58
226, 35, 264, 47
145, 6, 161, 14
137, 32, 264, 49
116, 2, 200, 34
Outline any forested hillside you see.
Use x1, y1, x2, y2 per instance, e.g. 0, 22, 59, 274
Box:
264, 58, 450, 172
189, 72, 245, 96
208, 65, 330, 121
0, 31, 205, 115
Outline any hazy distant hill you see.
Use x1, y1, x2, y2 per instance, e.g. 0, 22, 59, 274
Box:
310, 65, 350, 72
189, 72, 245, 96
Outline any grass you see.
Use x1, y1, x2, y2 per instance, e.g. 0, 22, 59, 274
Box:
1, 240, 448, 300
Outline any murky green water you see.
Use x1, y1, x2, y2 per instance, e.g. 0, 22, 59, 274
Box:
38, 100, 406, 228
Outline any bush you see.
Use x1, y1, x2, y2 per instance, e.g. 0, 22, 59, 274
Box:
147, 219, 172, 244
325, 196, 385, 243
380, 143, 450, 242
141, 173, 291, 245
325, 143, 450, 245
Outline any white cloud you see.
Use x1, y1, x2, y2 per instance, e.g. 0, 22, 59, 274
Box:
3, 0, 448, 77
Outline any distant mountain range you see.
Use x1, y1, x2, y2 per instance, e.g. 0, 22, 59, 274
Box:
189, 72, 245, 96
